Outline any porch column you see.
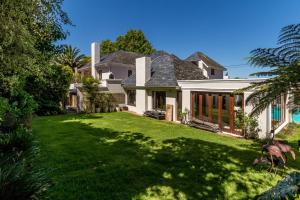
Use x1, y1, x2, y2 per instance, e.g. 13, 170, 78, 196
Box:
229, 95, 234, 132
181, 90, 191, 120
208, 94, 212, 122
191, 93, 195, 118
199, 94, 203, 120
218, 95, 222, 128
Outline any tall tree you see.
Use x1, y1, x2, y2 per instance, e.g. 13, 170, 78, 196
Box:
0, 0, 71, 116
0, 0, 71, 199
55, 45, 88, 73
100, 39, 116, 55
100, 29, 155, 55
241, 24, 300, 116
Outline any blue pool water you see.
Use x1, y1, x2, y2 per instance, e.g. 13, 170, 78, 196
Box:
272, 107, 281, 121
293, 108, 300, 123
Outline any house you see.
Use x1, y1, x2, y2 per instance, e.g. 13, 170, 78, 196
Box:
70, 42, 291, 138
120, 48, 290, 139
68, 42, 143, 111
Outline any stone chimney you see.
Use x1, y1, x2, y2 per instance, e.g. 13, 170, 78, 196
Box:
136, 57, 151, 86
198, 60, 208, 78
91, 42, 100, 78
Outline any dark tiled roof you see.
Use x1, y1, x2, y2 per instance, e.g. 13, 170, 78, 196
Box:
79, 50, 144, 71
99, 50, 144, 66
185, 51, 226, 70
122, 73, 136, 87
122, 51, 207, 88
145, 55, 178, 87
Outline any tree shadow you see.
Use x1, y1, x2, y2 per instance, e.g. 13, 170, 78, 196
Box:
35, 117, 284, 200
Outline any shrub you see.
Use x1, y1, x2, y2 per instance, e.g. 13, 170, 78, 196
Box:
0, 91, 36, 133
94, 93, 116, 112
234, 110, 260, 139
0, 128, 47, 200
256, 172, 300, 200
82, 76, 100, 113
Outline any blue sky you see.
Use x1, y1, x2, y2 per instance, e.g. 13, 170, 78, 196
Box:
61, 0, 300, 77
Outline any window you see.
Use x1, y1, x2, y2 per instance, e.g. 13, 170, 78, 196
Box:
127, 90, 136, 106
128, 70, 132, 77
109, 73, 114, 79
152, 91, 166, 110
211, 68, 215, 75
97, 70, 102, 80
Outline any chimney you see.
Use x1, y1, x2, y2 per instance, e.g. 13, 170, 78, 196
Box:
136, 57, 151, 86
198, 60, 208, 78
91, 42, 100, 78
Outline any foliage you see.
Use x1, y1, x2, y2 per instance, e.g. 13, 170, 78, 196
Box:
0, 128, 47, 200
0, 0, 70, 198
82, 76, 100, 112
0, 0, 71, 116
100, 40, 117, 55
239, 24, 300, 116
0, 90, 36, 133
257, 172, 300, 200
94, 93, 116, 112
55, 45, 88, 73
100, 29, 155, 55
25, 64, 73, 116
234, 110, 260, 139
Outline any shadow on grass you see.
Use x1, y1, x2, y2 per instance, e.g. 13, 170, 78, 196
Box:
35, 115, 279, 200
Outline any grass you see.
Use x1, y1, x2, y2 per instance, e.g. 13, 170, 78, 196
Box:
32, 112, 300, 200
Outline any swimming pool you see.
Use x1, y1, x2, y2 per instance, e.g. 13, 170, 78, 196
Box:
293, 108, 300, 123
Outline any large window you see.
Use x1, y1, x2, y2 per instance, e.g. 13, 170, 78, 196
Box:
272, 95, 286, 129
153, 91, 166, 110
127, 90, 136, 106
128, 70, 132, 77
211, 68, 215, 75
191, 92, 244, 134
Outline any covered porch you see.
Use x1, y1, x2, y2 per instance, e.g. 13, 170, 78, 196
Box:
190, 92, 244, 134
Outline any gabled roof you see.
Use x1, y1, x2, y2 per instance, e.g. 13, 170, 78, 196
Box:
185, 51, 226, 70
122, 51, 207, 88
78, 50, 143, 71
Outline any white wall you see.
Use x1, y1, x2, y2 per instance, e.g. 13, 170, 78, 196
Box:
181, 90, 191, 120
136, 57, 151, 86
106, 80, 125, 94
135, 89, 148, 114
166, 90, 177, 121
177, 79, 281, 138
198, 61, 224, 79
147, 91, 153, 111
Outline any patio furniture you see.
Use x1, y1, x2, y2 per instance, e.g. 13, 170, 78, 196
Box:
143, 110, 165, 120
189, 118, 220, 133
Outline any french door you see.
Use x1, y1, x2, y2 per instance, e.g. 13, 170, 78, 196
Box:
191, 92, 244, 134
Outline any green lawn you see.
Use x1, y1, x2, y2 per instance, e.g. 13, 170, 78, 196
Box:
33, 112, 300, 200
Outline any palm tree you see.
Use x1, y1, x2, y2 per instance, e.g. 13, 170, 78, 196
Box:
241, 24, 300, 116
55, 45, 88, 74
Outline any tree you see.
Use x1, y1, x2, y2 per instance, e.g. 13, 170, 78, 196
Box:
82, 76, 100, 113
55, 45, 88, 73
100, 39, 116, 55
25, 64, 73, 115
100, 29, 155, 55
240, 24, 300, 116
0, 0, 71, 198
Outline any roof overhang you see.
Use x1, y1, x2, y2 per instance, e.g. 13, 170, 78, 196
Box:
177, 78, 267, 92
